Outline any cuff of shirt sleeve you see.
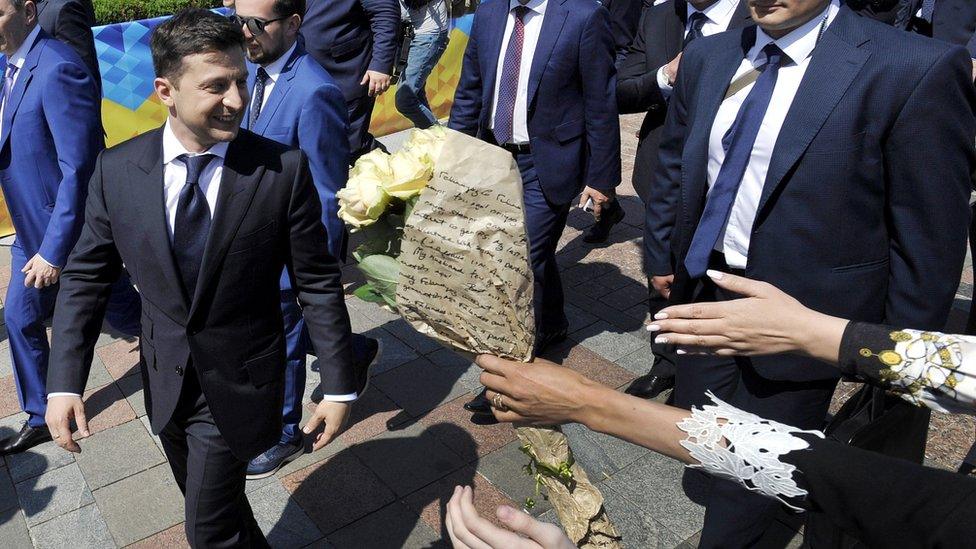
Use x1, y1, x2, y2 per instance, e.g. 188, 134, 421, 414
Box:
47, 392, 81, 399
37, 255, 61, 270
657, 65, 674, 96
319, 392, 358, 403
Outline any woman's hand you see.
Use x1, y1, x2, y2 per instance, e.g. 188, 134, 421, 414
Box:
475, 355, 605, 426
650, 271, 848, 364
446, 486, 575, 549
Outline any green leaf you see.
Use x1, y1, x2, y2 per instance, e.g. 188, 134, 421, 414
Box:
353, 283, 386, 304
357, 254, 400, 311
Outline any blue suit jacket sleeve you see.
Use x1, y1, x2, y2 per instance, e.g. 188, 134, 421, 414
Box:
360, 0, 401, 74
449, 9, 484, 136
579, 6, 622, 190
883, 44, 976, 329
643, 40, 696, 276
39, 60, 104, 268
298, 82, 351, 259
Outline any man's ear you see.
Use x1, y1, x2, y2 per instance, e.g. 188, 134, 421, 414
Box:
24, 0, 37, 26
154, 76, 177, 108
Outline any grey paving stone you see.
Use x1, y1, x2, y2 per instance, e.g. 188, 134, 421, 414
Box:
571, 321, 649, 362
615, 348, 655, 376
248, 482, 323, 548
348, 306, 383, 334
562, 423, 649, 481
138, 416, 164, 454
426, 348, 482, 392
116, 374, 146, 417
603, 452, 705, 540
0, 508, 33, 548
565, 303, 599, 335
29, 503, 115, 549
277, 438, 347, 480
476, 441, 552, 517
384, 318, 442, 355
16, 463, 93, 526
326, 502, 440, 549
76, 419, 164, 490
371, 356, 469, 417
94, 463, 184, 546
0, 465, 17, 514
362, 326, 419, 375
600, 483, 684, 548
350, 422, 465, 497
5, 439, 75, 484
86, 356, 114, 391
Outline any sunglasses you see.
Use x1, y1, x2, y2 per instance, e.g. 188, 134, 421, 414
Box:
231, 14, 289, 36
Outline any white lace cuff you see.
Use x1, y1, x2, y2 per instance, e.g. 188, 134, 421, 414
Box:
677, 392, 824, 511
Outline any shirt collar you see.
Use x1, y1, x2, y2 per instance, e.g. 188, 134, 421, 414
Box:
689, 0, 737, 25
7, 25, 41, 70
508, 0, 547, 16
752, 0, 840, 66
162, 121, 231, 166
260, 42, 298, 83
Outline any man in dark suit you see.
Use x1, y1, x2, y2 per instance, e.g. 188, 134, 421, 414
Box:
449, 0, 621, 420
45, 10, 360, 546
235, 0, 379, 480
35, 0, 99, 92
851, 0, 976, 57
614, 0, 751, 399
0, 0, 140, 456
645, 0, 974, 545
301, 0, 399, 159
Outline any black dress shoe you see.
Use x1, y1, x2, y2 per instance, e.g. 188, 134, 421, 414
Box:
625, 374, 674, 400
310, 335, 380, 404
469, 412, 499, 425
582, 200, 625, 244
534, 327, 568, 355
463, 388, 491, 414
0, 422, 52, 455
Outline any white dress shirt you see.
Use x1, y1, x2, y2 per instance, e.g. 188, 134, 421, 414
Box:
254, 42, 298, 113
489, 0, 548, 144
0, 25, 40, 138
657, 0, 740, 97
50, 121, 357, 402
707, 0, 840, 269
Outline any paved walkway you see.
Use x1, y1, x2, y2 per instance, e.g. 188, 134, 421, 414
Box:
0, 116, 972, 547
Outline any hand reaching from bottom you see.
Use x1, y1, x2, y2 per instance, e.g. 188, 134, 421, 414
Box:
446, 486, 575, 549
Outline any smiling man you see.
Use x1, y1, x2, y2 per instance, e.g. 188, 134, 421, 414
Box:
44, 9, 362, 546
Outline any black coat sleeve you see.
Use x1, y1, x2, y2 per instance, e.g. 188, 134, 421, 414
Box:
616, 11, 667, 114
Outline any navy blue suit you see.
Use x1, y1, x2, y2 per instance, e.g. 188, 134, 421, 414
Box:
301, 0, 400, 157
645, 6, 974, 545
244, 45, 351, 445
449, 0, 621, 334
0, 31, 139, 428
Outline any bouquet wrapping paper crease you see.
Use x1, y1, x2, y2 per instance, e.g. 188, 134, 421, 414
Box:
394, 129, 621, 547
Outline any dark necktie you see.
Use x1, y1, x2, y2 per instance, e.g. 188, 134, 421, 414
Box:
684, 44, 787, 278
0, 63, 18, 113
493, 5, 530, 145
919, 0, 936, 22
174, 154, 215, 299
249, 67, 270, 129
683, 11, 708, 48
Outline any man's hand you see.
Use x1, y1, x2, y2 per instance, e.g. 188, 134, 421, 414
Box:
302, 400, 351, 451
361, 70, 392, 97
577, 186, 615, 219
476, 355, 602, 426
446, 485, 575, 549
23, 254, 60, 289
651, 274, 674, 300
663, 52, 683, 86
45, 395, 89, 453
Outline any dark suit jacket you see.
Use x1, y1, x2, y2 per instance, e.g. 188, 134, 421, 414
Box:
48, 128, 355, 460
645, 6, 975, 381
851, 0, 976, 55
617, 0, 751, 203
601, 0, 643, 64
36, 0, 100, 93
449, 0, 622, 205
300, 0, 400, 102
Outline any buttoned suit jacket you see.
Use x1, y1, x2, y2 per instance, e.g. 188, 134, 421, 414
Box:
48, 128, 355, 460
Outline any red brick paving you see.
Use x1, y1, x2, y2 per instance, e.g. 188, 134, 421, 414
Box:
419, 396, 518, 459
125, 523, 189, 548
402, 466, 517, 535
82, 383, 136, 435
96, 339, 140, 381
0, 374, 22, 419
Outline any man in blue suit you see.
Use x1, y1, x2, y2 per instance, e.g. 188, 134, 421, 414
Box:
645, 0, 975, 545
301, 0, 400, 159
236, 0, 379, 478
0, 0, 140, 454
449, 0, 621, 419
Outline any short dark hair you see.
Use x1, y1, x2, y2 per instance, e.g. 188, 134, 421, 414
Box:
272, 0, 306, 18
150, 8, 244, 82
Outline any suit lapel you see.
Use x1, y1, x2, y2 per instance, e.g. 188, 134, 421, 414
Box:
665, 0, 686, 60
526, 0, 568, 107
757, 9, 871, 215
131, 128, 190, 321
482, 1, 509, 101
188, 133, 264, 319
243, 63, 257, 130
728, 0, 753, 30
0, 36, 43, 149
252, 47, 303, 135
